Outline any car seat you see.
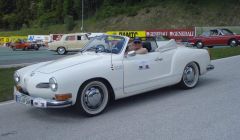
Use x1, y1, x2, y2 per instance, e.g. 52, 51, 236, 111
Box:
142, 41, 152, 52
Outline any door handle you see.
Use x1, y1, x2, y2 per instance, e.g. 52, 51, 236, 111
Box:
155, 57, 163, 61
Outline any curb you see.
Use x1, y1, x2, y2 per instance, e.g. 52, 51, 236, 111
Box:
0, 62, 36, 68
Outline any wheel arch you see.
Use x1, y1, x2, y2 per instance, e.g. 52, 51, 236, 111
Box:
57, 46, 67, 50
228, 38, 237, 45
192, 61, 201, 75
195, 40, 204, 46
77, 77, 115, 102
171, 48, 208, 78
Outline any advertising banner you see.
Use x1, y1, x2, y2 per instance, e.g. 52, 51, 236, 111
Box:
106, 31, 146, 38
146, 29, 195, 41
28, 35, 50, 42
0, 37, 9, 45
0, 36, 27, 46
9, 36, 27, 42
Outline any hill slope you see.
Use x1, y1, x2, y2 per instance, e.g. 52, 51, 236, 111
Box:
0, 0, 240, 36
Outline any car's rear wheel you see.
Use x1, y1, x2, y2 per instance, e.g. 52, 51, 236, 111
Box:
179, 62, 199, 89
57, 47, 67, 55
195, 41, 204, 49
34, 45, 39, 50
76, 80, 109, 116
229, 39, 238, 47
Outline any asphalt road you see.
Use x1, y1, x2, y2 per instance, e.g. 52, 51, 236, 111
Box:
0, 47, 75, 66
0, 56, 240, 140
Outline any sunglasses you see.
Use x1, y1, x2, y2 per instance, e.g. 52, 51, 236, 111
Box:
134, 41, 141, 44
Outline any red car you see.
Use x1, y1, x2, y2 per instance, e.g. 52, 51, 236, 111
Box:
188, 28, 240, 48
10, 40, 39, 51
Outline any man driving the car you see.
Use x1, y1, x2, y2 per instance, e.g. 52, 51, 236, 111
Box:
128, 37, 148, 54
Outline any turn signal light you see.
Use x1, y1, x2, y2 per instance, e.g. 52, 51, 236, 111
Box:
55, 93, 72, 101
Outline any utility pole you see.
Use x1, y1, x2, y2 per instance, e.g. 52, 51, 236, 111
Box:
81, 0, 84, 32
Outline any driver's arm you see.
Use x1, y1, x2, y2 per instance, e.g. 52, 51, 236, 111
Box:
136, 48, 148, 54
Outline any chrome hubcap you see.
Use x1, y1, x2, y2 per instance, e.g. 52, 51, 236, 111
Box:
83, 87, 103, 109
183, 66, 196, 85
58, 48, 65, 54
197, 42, 202, 48
231, 40, 237, 46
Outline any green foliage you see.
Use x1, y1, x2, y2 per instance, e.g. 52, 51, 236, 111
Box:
0, 67, 19, 102
0, 0, 240, 32
22, 23, 28, 29
38, 12, 59, 27
2, 13, 19, 30
64, 15, 75, 31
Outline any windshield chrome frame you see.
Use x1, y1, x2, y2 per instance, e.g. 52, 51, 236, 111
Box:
80, 35, 128, 55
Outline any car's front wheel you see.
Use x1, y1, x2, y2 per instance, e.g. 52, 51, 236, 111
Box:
11, 46, 16, 51
23, 46, 28, 51
179, 62, 199, 89
76, 80, 109, 116
57, 47, 67, 55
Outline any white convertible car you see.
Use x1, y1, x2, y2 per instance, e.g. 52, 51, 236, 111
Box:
14, 35, 214, 116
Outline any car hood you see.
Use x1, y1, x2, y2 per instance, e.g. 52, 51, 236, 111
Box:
35, 53, 103, 74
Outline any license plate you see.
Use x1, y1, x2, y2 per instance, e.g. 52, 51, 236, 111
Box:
16, 94, 32, 106
33, 98, 47, 108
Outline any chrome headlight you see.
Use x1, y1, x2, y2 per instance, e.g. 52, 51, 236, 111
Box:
14, 72, 20, 84
49, 77, 58, 91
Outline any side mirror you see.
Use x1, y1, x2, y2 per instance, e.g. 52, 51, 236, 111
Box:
127, 50, 136, 57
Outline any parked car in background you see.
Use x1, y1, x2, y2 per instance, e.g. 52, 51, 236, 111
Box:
14, 35, 214, 116
188, 28, 240, 48
31, 41, 46, 48
10, 39, 39, 51
48, 33, 90, 55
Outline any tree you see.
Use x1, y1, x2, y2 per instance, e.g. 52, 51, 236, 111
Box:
64, 15, 75, 31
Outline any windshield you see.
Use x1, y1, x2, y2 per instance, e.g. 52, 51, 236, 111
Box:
82, 35, 126, 54
221, 29, 234, 35
202, 31, 210, 36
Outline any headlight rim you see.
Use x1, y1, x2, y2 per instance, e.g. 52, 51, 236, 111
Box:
14, 71, 20, 84
49, 77, 58, 92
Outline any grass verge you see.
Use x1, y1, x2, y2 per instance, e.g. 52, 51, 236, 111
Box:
209, 47, 240, 60
0, 47, 240, 102
0, 67, 19, 102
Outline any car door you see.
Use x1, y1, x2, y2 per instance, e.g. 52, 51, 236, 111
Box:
219, 29, 233, 45
15, 42, 21, 49
72, 35, 88, 49
64, 35, 76, 50
123, 51, 174, 94
212, 29, 225, 45
207, 29, 224, 46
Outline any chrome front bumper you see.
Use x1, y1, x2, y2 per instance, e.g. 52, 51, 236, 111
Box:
14, 88, 72, 108
207, 64, 214, 71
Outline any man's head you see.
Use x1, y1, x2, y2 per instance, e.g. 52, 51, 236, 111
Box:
133, 37, 142, 49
